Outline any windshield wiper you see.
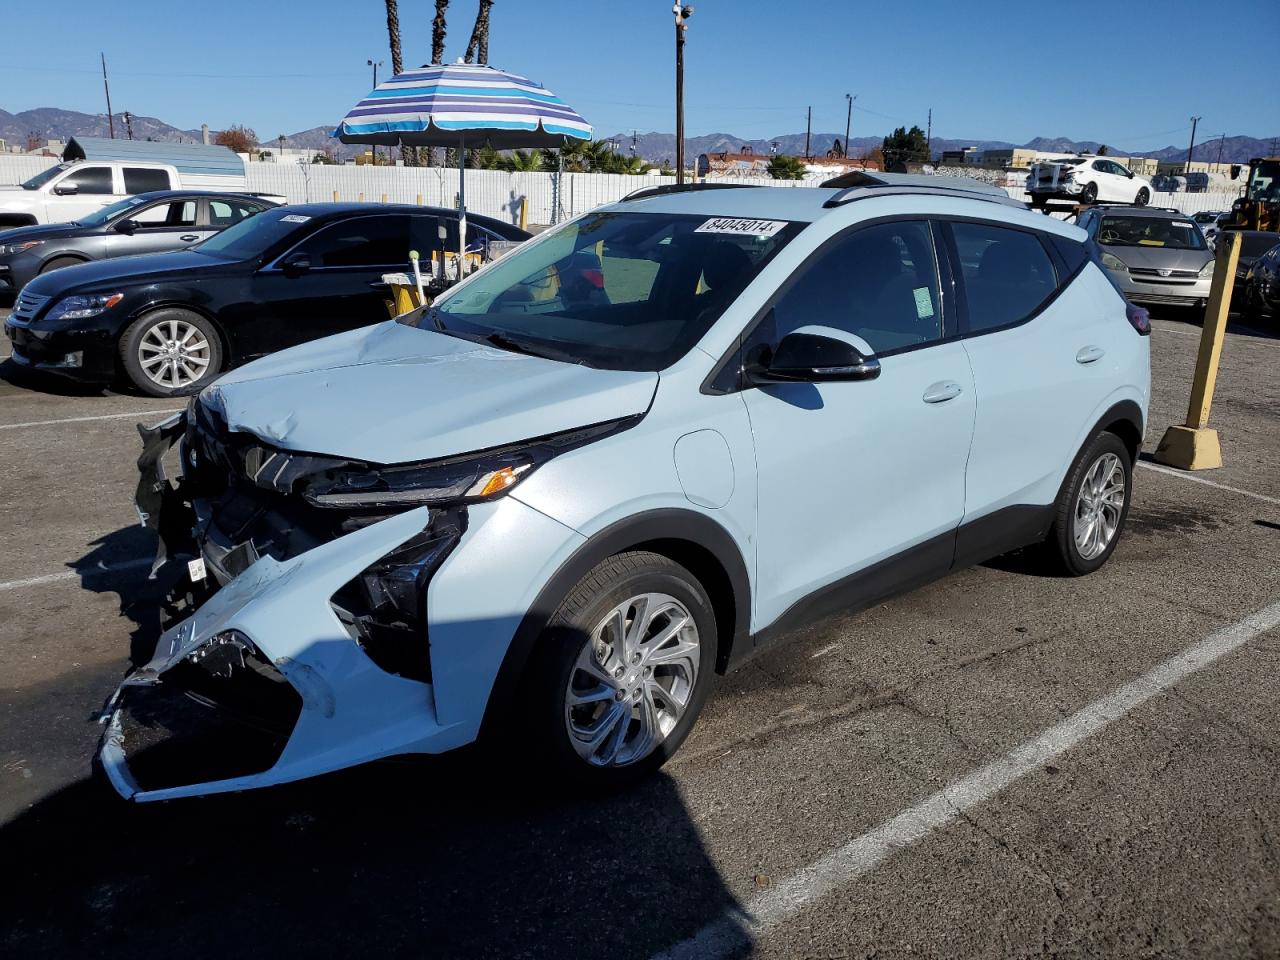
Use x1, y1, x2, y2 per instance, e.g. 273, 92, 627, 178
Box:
480, 331, 588, 366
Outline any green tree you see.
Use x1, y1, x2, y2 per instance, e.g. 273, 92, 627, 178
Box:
881, 125, 930, 166
474, 145, 503, 170
767, 154, 806, 180
501, 149, 544, 172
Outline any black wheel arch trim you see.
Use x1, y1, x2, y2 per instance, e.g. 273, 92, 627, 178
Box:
478, 507, 751, 737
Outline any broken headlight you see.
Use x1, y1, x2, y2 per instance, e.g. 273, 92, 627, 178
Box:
301, 416, 639, 511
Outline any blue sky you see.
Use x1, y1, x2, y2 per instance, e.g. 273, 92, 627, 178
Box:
3, 0, 1278, 151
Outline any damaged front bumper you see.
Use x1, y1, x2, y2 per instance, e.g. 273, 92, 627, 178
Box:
102, 411, 475, 801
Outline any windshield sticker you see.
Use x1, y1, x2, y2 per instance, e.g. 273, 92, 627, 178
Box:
1172, 221, 1193, 229
695, 217, 787, 237
280, 214, 311, 223
913, 287, 935, 320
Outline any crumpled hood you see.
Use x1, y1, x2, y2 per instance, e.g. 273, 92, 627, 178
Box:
201, 321, 658, 464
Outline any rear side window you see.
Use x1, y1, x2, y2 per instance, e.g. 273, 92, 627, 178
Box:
1047, 234, 1089, 277
951, 223, 1057, 333
771, 220, 943, 354
207, 199, 262, 227
61, 166, 114, 195
123, 167, 171, 193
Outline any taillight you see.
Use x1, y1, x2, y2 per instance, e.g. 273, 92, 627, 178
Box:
1126, 302, 1151, 336
581, 268, 605, 289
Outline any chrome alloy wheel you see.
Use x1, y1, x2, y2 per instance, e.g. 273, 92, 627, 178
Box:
138, 318, 211, 389
564, 592, 700, 767
1073, 452, 1126, 560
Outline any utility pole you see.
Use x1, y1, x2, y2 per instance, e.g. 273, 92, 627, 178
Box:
804, 106, 811, 160
926, 108, 932, 160
101, 53, 115, 139
123, 111, 133, 140
368, 59, 382, 162
1186, 116, 1201, 175
631, 130, 637, 156
1215, 133, 1226, 169
843, 93, 855, 158
674, 5, 692, 184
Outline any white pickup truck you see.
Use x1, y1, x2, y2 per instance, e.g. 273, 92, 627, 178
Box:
1, 138, 255, 227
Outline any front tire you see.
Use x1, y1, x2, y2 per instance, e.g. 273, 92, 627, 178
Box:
1044, 432, 1132, 576
119, 308, 223, 397
522, 551, 716, 785
1134, 187, 1150, 206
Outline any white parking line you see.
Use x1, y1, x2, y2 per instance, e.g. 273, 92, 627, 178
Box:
655, 596, 1280, 960
1138, 461, 1280, 507
0, 558, 151, 594
0, 409, 181, 431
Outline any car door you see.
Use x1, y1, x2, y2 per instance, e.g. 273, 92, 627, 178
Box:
247, 213, 410, 356
104, 198, 204, 258
52, 165, 116, 221
741, 219, 976, 630
946, 220, 1120, 548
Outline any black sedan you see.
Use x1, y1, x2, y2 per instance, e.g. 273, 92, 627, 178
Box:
1239, 235, 1280, 322
0, 191, 278, 297
3, 203, 530, 397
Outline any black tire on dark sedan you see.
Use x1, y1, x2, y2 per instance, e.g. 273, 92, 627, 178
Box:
119, 308, 224, 397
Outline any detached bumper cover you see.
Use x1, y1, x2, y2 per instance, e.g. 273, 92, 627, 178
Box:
104, 410, 586, 800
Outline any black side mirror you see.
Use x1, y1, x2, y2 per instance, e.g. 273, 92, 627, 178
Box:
53, 182, 79, 196
115, 218, 138, 235
281, 253, 312, 277
746, 331, 880, 384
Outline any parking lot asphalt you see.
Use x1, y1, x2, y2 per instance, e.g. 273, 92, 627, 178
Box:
1, 303, 1278, 958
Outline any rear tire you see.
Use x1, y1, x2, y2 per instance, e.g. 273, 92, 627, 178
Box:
520, 551, 716, 787
1043, 432, 1132, 576
1080, 182, 1099, 205
1134, 187, 1150, 206
119, 308, 223, 398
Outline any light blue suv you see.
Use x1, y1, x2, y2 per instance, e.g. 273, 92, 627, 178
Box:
102, 175, 1151, 800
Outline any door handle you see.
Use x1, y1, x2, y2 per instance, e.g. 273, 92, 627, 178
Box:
1075, 345, 1105, 364
922, 380, 963, 404
180, 234, 199, 242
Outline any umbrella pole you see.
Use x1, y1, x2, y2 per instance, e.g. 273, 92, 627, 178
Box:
458, 135, 467, 279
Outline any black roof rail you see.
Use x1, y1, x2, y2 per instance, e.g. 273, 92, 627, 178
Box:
819, 171, 1025, 210
620, 182, 763, 203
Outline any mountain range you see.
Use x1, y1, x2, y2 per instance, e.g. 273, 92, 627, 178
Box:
3, 106, 1275, 167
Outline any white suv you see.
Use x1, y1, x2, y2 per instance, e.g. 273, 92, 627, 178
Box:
1028, 156, 1153, 207
100, 174, 1152, 801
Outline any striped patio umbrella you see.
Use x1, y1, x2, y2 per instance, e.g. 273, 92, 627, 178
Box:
336, 63, 591, 268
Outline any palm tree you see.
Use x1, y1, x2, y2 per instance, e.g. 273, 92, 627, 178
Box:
501, 149, 542, 173
428, 0, 450, 166
465, 0, 494, 64
384, 0, 419, 165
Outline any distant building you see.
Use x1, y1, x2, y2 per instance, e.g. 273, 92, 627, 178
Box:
801, 156, 878, 177
940, 147, 980, 165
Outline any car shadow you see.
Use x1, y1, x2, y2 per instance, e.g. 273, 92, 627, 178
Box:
0, 530, 752, 960
0, 357, 114, 397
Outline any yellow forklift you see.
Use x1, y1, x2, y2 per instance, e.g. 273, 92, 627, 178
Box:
1223, 156, 1280, 232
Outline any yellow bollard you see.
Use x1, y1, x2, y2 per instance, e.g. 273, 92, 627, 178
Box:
358, 192, 365, 203
416, 194, 423, 206
1153, 231, 1243, 471
381, 193, 388, 204
519, 196, 529, 231
332, 190, 339, 202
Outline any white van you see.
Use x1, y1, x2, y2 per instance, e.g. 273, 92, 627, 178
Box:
0, 137, 249, 227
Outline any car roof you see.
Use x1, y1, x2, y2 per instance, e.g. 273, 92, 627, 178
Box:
127, 190, 274, 202
1091, 206, 1187, 218
273, 201, 514, 227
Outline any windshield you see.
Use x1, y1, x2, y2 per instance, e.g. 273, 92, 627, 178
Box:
420, 211, 803, 371
1192, 212, 1217, 223
1240, 232, 1280, 258
195, 207, 306, 260
21, 164, 70, 190
1245, 161, 1280, 203
1097, 216, 1206, 250
77, 195, 150, 227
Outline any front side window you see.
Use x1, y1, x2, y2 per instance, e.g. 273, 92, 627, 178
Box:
952, 222, 1058, 333
1096, 216, 1205, 250
80, 195, 149, 226
123, 167, 171, 193
768, 220, 943, 355
424, 211, 802, 371
291, 216, 410, 267
132, 199, 197, 228
61, 166, 114, 195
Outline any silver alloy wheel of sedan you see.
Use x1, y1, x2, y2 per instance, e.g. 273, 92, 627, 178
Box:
1073, 452, 1126, 560
565, 592, 700, 767
137, 317, 212, 389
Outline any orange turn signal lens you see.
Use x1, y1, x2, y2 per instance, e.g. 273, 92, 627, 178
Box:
472, 464, 530, 498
